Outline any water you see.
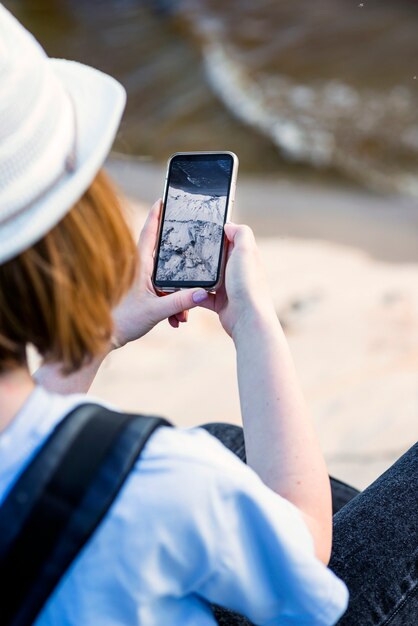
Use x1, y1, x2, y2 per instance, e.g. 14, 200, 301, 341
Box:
5, 0, 418, 193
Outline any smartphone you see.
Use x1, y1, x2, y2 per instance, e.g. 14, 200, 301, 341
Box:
152, 151, 239, 293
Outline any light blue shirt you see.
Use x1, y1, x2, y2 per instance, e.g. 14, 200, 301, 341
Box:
0, 385, 348, 625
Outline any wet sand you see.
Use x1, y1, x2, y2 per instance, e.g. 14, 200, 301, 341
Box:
90, 158, 418, 490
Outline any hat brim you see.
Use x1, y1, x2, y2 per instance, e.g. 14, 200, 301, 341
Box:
0, 59, 126, 264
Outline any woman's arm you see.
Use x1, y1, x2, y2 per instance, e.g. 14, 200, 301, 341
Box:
232, 307, 332, 564
200, 223, 333, 564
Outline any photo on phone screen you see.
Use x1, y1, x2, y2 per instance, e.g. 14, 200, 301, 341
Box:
153, 153, 236, 288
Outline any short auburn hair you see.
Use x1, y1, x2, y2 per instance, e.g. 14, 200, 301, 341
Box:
0, 169, 137, 374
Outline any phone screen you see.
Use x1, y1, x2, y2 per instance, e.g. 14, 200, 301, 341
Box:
153, 153, 235, 289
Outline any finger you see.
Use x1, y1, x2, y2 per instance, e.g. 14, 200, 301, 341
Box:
138, 199, 162, 258
224, 233, 234, 262
170, 311, 188, 322
224, 222, 255, 247
168, 315, 179, 328
176, 310, 188, 323
191, 290, 217, 312
152, 288, 209, 321
224, 221, 239, 243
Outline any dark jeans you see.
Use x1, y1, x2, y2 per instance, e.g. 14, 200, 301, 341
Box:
200, 423, 418, 626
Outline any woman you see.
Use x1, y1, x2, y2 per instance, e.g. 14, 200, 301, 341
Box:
0, 5, 416, 625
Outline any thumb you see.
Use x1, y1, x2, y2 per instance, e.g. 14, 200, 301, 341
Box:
152, 288, 209, 321
224, 221, 240, 243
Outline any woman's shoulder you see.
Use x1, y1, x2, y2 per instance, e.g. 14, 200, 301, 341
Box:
40, 389, 248, 488
28, 388, 305, 532
75, 391, 246, 477
25, 385, 243, 479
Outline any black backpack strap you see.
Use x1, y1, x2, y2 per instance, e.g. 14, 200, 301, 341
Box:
0, 403, 171, 626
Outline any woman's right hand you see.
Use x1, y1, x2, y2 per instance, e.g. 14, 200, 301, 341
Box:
199, 223, 277, 340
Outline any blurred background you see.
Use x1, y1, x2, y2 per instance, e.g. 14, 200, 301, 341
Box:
11, 0, 418, 489
7, 0, 418, 191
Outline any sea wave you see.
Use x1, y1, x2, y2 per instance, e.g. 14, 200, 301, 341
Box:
203, 41, 418, 195
9, 0, 418, 194
173, 0, 418, 194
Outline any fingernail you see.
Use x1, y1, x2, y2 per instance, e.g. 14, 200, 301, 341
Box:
192, 289, 208, 303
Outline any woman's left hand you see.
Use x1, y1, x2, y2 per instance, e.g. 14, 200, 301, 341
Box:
111, 199, 209, 348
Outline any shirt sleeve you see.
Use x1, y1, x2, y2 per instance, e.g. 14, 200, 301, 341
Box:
184, 429, 349, 626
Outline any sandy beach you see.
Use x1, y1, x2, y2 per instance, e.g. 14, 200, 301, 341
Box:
77, 157, 418, 490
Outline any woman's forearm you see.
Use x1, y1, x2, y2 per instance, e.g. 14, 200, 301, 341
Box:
232, 308, 332, 563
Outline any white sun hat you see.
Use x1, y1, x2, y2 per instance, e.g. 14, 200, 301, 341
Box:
0, 4, 126, 264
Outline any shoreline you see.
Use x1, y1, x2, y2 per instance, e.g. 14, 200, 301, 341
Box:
106, 153, 418, 265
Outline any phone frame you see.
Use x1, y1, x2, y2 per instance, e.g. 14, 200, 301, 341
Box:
151, 151, 239, 294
